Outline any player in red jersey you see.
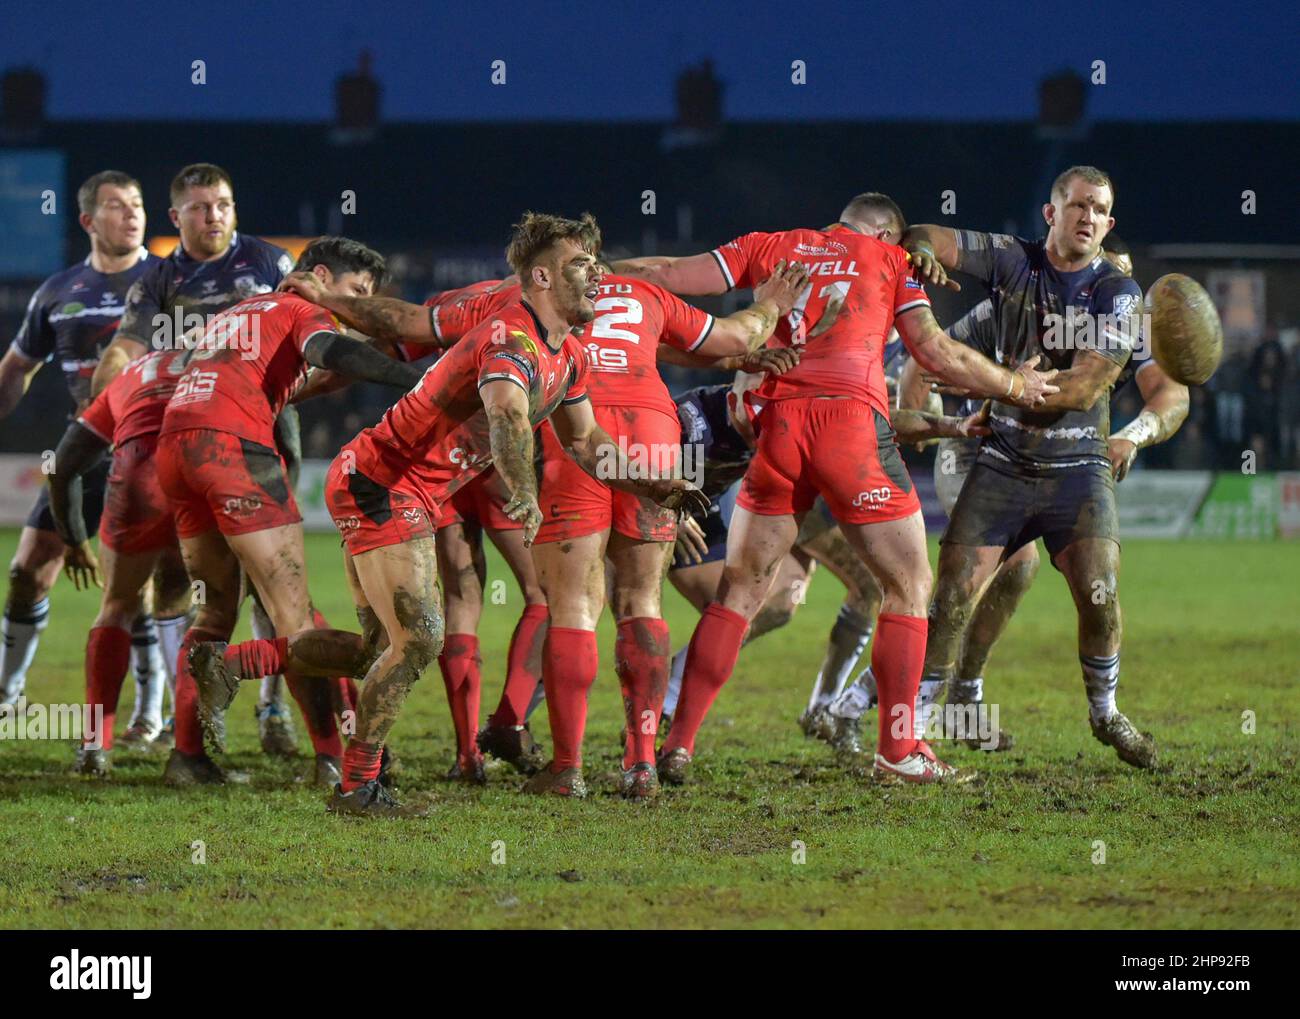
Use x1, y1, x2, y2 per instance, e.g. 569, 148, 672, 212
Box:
522, 259, 810, 798
615, 192, 1059, 784
46, 348, 193, 775
155, 237, 422, 786
282, 271, 552, 780
202, 212, 706, 816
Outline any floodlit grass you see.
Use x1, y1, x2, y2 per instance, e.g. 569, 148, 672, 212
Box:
1, 528, 1297, 929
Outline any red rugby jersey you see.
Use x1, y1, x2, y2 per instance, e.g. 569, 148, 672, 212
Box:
79, 348, 190, 446
349, 299, 590, 505
160, 291, 339, 446
711, 224, 929, 417
574, 275, 713, 417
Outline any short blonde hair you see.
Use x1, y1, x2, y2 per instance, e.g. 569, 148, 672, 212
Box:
1051, 165, 1115, 207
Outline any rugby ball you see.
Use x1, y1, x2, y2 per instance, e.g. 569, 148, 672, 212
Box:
1145, 273, 1224, 386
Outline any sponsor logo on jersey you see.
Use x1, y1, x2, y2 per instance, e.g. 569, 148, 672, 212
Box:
851, 488, 892, 508
223, 495, 263, 515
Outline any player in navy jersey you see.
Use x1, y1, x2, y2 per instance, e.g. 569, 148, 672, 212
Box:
899, 166, 1174, 769
826, 240, 1190, 754
90, 163, 342, 771
0, 171, 178, 724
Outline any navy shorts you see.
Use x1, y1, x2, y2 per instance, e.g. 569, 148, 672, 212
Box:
942, 457, 1119, 559
25, 458, 110, 538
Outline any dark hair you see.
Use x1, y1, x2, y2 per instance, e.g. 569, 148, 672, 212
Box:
295, 236, 388, 290
841, 192, 906, 233
506, 211, 601, 278
170, 162, 234, 205
1102, 233, 1129, 256
78, 170, 141, 217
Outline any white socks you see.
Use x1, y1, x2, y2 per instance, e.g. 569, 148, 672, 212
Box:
1081, 653, 1120, 722
828, 666, 877, 720
1, 597, 49, 705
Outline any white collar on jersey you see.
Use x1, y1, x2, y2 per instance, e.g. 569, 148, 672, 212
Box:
83, 246, 150, 269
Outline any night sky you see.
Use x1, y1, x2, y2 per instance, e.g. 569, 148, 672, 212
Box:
1, 0, 1295, 122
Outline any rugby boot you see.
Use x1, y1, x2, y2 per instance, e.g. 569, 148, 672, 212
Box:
655, 746, 692, 786
327, 779, 429, 818
874, 741, 976, 785
520, 762, 588, 798
477, 723, 546, 775
1089, 711, 1157, 769
73, 745, 111, 778
620, 761, 661, 800
187, 641, 240, 753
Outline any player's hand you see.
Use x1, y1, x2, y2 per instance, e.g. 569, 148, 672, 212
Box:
905, 245, 961, 292
738, 347, 801, 376
673, 514, 711, 566
648, 478, 711, 520
279, 270, 329, 304
954, 400, 993, 438
63, 540, 101, 591
1108, 437, 1139, 481
503, 492, 543, 547
753, 259, 812, 316
1006, 355, 1060, 409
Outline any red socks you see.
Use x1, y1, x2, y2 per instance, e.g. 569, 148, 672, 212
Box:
311, 608, 360, 729
223, 637, 288, 678
341, 739, 383, 791
872, 612, 928, 763
285, 668, 343, 758
438, 634, 483, 767
541, 627, 598, 769
173, 626, 226, 756
83, 626, 132, 750
615, 616, 670, 769
663, 603, 748, 757
489, 604, 548, 728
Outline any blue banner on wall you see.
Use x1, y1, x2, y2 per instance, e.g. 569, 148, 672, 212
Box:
0, 150, 66, 279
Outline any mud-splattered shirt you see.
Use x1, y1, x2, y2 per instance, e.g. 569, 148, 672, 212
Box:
712, 224, 929, 416
160, 292, 340, 446
79, 348, 190, 447
348, 299, 590, 507
953, 230, 1142, 472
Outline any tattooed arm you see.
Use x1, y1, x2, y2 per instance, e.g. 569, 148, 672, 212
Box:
479, 379, 543, 545
551, 396, 709, 517
281, 271, 439, 346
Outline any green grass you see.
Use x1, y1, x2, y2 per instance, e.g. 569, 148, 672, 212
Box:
1, 527, 1297, 929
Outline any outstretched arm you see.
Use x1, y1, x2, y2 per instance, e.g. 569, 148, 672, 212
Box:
895, 306, 1058, 408
609, 253, 729, 296
282, 271, 438, 346
301, 332, 423, 390
692, 260, 810, 358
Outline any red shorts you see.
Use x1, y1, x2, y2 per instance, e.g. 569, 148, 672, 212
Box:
738, 397, 920, 525
435, 469, 520, 531
98, 435, 178, 554
325, 455, 437, 556
535, 404, 679, 545
156, 428, 302, 540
